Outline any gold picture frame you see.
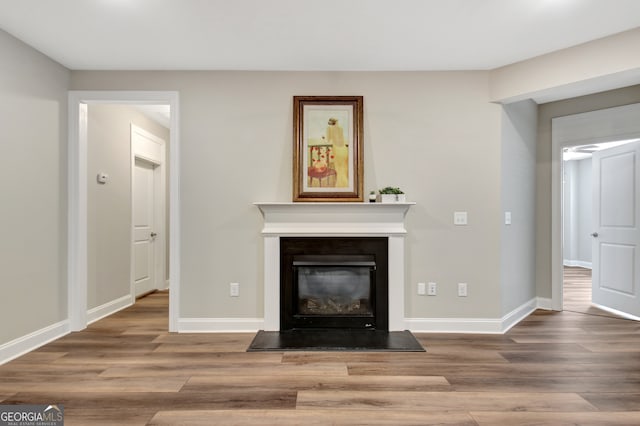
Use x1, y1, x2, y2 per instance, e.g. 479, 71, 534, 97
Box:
293, 96, 363, 202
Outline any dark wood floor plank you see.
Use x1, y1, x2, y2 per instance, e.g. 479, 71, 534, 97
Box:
4, 390, 297, 410
448, 376, 640, 393
0, 376, 189, 393
296, 390, 597, 412
99, 362, 347, 377
580, 393, 640, 411
149, 409, 478, 425
348, 361, 640, 378
182, 374, 449, 392
471, 411, 640, 425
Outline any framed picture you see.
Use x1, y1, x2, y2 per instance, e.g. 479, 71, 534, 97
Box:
293, 96, 364, 202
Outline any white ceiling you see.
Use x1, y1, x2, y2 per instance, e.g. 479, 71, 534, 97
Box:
1, 0, 640, 71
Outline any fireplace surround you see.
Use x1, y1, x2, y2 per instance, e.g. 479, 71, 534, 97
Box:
255, 202, 414, 331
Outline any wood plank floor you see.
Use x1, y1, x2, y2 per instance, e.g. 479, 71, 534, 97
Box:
563, 266, 622, 319
1, 291, 639, 425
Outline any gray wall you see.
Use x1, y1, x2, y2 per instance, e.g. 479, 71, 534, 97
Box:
536, 84, 640, 298
563, 158, 592, 266
71, 71, 504, 319
87, 104, 170, 310
0, 30, 70, 344
500, 100, 538, 315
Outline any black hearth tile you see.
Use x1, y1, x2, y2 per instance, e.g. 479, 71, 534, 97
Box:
247, 330, 425, 352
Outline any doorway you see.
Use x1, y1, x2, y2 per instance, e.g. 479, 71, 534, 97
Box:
68, 91, 180, 332
552, 102, 640, 320
561, 141, 637, 318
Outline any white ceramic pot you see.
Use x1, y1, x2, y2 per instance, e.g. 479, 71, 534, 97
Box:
379, 194, 397, 203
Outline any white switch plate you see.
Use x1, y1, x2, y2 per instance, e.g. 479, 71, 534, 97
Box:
417, 282, 426, 295
454, 211, 468, 225
505, 211, 512, 225
427, 282, 437, 296
458, 283, 468, 297
230, 282, 240, 297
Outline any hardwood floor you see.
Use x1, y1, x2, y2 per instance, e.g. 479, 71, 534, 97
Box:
563, 266, 622, 319
1, 291, 639, 425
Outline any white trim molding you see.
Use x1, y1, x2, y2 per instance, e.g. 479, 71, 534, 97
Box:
407, 298, 545, 334
0, 321, 70, 365
87, 295, 133, 325
174, 298, 552, 334
536, 297, 553, 310
406, 317, 503, 334
178, 318, 264, 333
563, 260, 593, 269
68, 91, 180, 333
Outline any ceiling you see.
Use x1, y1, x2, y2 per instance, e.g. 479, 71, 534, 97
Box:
1, 0, 640, 71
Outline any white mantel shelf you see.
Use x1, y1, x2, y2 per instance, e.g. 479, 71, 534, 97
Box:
254, 202, 415, 236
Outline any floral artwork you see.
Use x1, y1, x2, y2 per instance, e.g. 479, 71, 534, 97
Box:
293, 96, 363, 202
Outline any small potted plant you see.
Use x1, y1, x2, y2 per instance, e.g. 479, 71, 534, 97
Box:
378, 186, 405, 203
368, 190, 377, 203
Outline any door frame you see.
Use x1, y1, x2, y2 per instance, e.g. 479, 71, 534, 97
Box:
68, 91, 180, 332
131, 124, 167, 298
551, 102, 640, 311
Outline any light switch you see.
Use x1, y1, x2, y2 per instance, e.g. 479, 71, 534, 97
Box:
505, 211, 512, 225
454, 211, 468, 225
417, 282, 426, 295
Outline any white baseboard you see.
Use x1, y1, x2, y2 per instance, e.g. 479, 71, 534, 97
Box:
537, 297, 553, 310
563, 260, 592, 269
0, 320, 69, 365
178, 318, 264, 332
405, 317, 503, 334
501, 298, 537, 333
87, 294, 133, 324
177, 298, 555, 335
406, 298, 541, 334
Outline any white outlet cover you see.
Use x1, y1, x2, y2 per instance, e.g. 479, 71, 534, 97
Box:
427, 282, 437, 296
454, 211, 468, 225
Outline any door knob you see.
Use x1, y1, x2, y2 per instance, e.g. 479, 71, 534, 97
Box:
591, 232, 598, 238
150, 232, 157, 238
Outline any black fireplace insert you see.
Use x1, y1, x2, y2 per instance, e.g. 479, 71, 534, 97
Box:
280, 237, 388, 331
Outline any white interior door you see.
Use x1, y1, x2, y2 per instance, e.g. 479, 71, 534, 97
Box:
592, 141, 640, 318
131, 124, 166, 299
133, 158, 157, 297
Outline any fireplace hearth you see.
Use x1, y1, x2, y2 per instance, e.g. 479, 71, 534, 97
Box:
280, 237, 388, 331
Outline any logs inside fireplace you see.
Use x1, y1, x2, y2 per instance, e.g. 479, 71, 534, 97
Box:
280, 237, 388, 331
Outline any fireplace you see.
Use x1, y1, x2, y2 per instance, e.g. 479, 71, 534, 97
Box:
255, 202, 414, 332
280, 237, 388, 331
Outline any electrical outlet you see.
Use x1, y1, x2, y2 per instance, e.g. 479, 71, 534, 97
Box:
454, 211, 468, 225
458, 283, 468, 297
230, 282, 240, 297
417, 282, 426, 295
427, 282, 437, 296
